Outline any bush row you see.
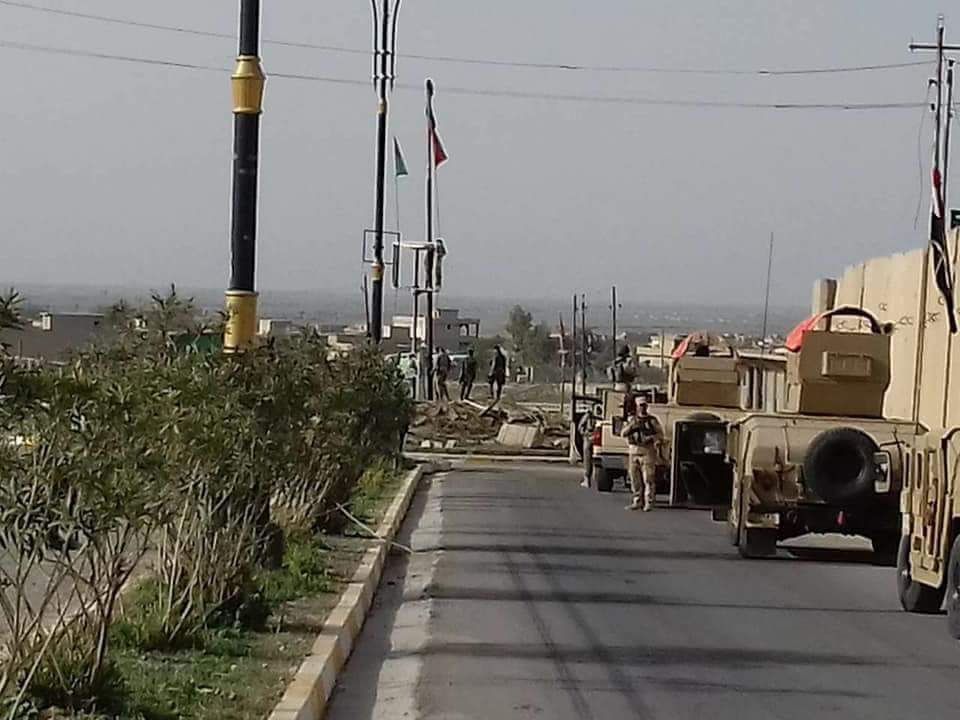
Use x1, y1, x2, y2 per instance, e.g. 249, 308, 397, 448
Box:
0, 291, 412, 715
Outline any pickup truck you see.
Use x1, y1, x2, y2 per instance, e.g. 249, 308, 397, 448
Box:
590, 386, 669, 493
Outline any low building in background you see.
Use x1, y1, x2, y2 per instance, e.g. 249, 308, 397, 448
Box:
390, 308, 480, 353
258, 318, 303, 339
0, 312, 109, 364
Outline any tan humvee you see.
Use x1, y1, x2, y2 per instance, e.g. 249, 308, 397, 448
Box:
897, 428, 960, 637
592, 338, 764, 506
725, 307, 922, 558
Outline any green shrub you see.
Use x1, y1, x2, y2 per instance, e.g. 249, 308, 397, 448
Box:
1, 289, 413, 713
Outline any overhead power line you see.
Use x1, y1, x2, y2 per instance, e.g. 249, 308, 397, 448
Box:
0, 0, 933, 77
0, 39, 928, 112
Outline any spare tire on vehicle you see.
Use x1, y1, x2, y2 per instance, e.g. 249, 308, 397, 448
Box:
802, 427, 878, 504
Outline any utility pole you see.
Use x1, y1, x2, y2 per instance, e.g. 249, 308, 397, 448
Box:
909, 16, 950, 425
580, 294, 588, 396
559, 312, 567, 417
610, 285, 620, 363
423, 79, 439, 400
368, 0, 402, 344
224, 0, 266, 353
571, 294, 578, 424
760, 232, 774, 350
944, 58, 957, 427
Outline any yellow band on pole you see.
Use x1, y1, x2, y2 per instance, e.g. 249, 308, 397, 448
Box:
371, 263, 385, 282
224, 290, 259, 353
232, 55, 266, 115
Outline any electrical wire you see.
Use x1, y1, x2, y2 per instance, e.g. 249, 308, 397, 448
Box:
0, 0, 933, 77
0, 40, 930, 112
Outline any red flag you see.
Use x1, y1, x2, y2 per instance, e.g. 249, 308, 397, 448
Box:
426, 80, 448, 168
432, 129, 448, 167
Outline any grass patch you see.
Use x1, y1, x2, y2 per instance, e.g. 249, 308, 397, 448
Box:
32, 465, 409, 719
259, 533, 337, 605
346, 461, 407, 531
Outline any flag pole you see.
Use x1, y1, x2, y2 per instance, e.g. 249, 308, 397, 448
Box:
760, 232, 774, 349
392, 141, 402, 323
424, 79, 437, 401
912, 16, 945, 427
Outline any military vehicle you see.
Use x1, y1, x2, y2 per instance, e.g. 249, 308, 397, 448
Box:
723, 307, 921, 559
896, 426, 960, 637
591, 335, 766, 506
590, 383, 668, 493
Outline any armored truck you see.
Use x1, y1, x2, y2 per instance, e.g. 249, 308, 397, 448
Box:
897, 428, 960, 637
724, 307, 922, 558
591, 336, 776, 506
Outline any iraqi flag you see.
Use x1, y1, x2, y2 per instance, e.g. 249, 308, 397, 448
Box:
931, 164, 958, 334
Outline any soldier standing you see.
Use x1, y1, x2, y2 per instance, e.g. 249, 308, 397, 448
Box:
398, 352, 417, 398
459, 347, 478, 400
489, 345, 507, 401
620, 397, 664, 511
435, 347, 452, 402
577, 403, 600, 488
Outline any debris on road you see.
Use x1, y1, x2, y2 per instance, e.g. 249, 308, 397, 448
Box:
407, 398, 570, 452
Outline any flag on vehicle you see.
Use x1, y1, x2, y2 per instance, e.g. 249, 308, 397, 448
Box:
393, 137, 408, 178
930, 164, 958, 334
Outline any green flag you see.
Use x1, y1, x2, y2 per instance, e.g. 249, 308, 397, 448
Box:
393, 136, 409, 178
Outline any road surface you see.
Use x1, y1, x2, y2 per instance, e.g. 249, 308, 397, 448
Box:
327, 462, 960, 720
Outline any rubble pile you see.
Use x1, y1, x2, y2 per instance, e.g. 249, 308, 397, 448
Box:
408, 402, 502, 447
408, 400, 570, 452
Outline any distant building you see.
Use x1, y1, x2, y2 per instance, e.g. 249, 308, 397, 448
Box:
0, 312, 109, 363
635, 333, 679, 370
258, 318, 302, 338
391, 308, 480, 352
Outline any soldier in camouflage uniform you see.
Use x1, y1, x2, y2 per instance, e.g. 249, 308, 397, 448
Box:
620, 397, 664, 511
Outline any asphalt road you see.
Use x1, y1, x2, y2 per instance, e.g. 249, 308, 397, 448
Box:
327, 462, 960, 720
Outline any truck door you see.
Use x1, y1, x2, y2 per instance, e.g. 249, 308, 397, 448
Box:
911, 439, 949, 577
671, 419, 733, 507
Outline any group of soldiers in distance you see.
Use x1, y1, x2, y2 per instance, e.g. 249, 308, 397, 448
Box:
578, 344, 665, 512
399, 344, 508, 403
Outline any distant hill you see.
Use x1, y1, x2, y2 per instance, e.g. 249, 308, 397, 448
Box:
6, 283, 805, 337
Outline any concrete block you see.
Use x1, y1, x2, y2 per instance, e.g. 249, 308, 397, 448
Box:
496, 422, 543, 449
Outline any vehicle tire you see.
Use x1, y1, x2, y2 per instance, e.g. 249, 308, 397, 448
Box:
871, 533, 900, 560
946, 535, 960, 639
738, 528, 777, 559
803, 427, 879, 504
595, 467, 613, 493
897, 534, 945, 613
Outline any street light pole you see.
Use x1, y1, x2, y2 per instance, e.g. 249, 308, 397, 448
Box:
224, 0, 266, 352
368, 0, 402, 344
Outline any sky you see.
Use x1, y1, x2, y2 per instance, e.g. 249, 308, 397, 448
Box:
0, 1, 954, 308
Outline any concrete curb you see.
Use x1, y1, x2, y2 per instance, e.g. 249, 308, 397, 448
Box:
267, 464, 428, 720
406, 452, 571, 465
